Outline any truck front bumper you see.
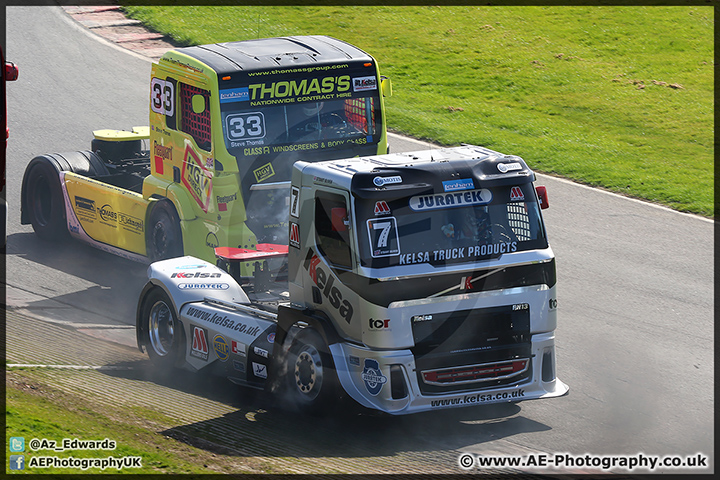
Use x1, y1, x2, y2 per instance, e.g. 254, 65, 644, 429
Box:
330, 331, 568, 415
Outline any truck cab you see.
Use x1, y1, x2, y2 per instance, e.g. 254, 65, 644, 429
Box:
286, 145, 565, 413
21, 36, 390, 267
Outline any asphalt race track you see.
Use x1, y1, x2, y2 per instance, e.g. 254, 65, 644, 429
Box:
3, 5, 714, 474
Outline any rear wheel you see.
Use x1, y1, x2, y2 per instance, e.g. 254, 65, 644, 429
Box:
24, 159, 69, 241
141, 287, 183, 369
285, 328, 337, 415
147, 201, 183, 262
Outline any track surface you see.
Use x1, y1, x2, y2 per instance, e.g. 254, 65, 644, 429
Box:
3, 5, 714, 475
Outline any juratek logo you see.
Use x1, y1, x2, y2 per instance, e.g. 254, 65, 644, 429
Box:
361, 359, 387, 396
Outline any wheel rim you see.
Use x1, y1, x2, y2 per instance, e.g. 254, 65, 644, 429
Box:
152, 222, 169, 258
294, 345, 323, 400
148, 300, 174, 356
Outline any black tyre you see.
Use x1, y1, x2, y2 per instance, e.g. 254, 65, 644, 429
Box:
24, 159, 69, 241
286, 328, 338, 415
140, 287, 183, 369
146, 201, 183, 262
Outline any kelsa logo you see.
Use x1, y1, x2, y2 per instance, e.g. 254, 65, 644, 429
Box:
361, 359, 387, 396
181, 144, 213, 213
253, 162, 275, 183
305, 251, 354, 323
213, 334, 229, 362
171, 272, 222, 279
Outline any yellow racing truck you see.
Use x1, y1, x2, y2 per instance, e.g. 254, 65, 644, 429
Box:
21, 36, 391, 266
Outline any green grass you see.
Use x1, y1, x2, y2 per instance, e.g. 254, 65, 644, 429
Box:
121, 5, 714, 217
5, 372, 269, 474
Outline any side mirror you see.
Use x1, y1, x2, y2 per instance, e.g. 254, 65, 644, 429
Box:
5, 62, 18, 82
381, 76, 392, 98
536, 185, 549, 209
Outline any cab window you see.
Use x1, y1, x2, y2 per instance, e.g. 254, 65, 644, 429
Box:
180, 83, 211, 151
315, 191, 352, 268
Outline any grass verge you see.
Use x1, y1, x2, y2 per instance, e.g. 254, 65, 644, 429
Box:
121, 5, 714, 217
5, 370, 281, 475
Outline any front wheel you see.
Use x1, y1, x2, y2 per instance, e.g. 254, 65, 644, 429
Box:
146, 201, 183, 262
285, 328, 338, 415
140, 287, 183, 369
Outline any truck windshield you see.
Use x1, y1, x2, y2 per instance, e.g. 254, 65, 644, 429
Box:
218, 66, 382, 160
355, 183, 548, 269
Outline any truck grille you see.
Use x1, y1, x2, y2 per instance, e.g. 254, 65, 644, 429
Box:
411, 305, 532, 394
421, 358, 529, 386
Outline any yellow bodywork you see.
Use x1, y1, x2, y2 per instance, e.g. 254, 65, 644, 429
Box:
63, 172, 151, 255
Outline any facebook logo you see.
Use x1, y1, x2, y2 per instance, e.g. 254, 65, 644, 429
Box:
9, 455, 25, 470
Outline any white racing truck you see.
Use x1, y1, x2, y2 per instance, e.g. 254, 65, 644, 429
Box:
136, 145, 568, 414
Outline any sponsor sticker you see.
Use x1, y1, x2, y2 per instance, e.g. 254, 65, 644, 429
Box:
98, 204, 117, 228
74, 196, 96, 221
181, 144, 213, 213
214, 334, 229, 362
361, 359, 387, 396
153, 141, 172, 175
206, 232, 219, 248
290, 186, 300, 218
289, 222, 300, 249
497, 162, 523, 173
178, 283, 230, 290
231, 340, 246, 356
253, 346, 269, 359
219, 87, 250, 103
442, 178, 475, 192
253, 162, 275, 183
267, 332, 276, 344
252, 362, 268, 379
367, 217, 400, 258
217, 193, 238, 212
368, 318, 390, 330
171, 271, 221, 279
119, 212, 144, 234
510, 186, 525, 202
353, 75, 378, 92
190, 325, 209, 360
373, 201, 391, 215
408, 189, 492, 211
373, 175, 402, 187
